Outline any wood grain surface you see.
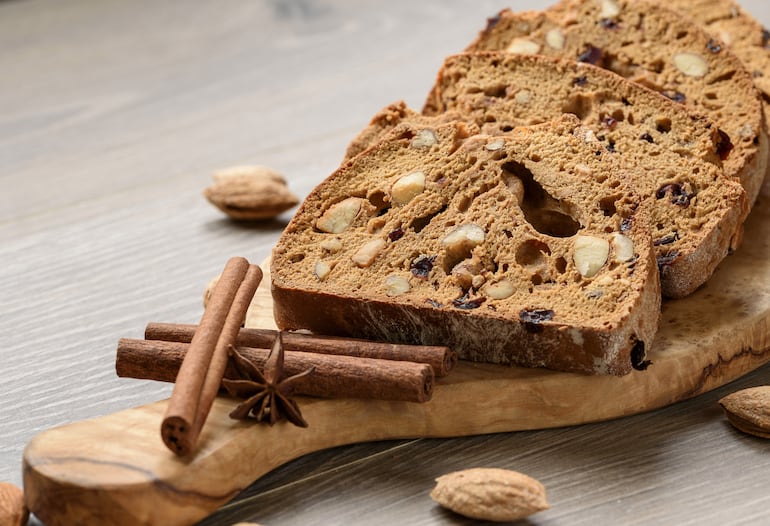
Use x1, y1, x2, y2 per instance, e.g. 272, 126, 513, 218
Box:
3, 1, 770, 525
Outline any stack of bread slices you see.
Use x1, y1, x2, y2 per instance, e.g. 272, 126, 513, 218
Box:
271, 0, 769, 376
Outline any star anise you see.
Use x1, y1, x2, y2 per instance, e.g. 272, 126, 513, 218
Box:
222, 332, 314, 427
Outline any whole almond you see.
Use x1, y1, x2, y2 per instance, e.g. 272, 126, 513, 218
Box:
719, 386, 770, 439
204, 165, 299, 220
430, 468, 548, 522
0, 482, 29, 526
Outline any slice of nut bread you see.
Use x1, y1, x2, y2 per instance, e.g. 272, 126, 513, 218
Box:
465, 0, 768, 207
664, 0, 770, 136
360, 53, 748, 298
272, 116, 661, 376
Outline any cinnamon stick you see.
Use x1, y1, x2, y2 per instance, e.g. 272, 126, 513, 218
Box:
160, 257, 262, 456
117, 338, 434, 403
145, 322, 456, 377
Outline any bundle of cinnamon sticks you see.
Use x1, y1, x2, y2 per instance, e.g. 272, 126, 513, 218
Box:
116, 257, 457, 456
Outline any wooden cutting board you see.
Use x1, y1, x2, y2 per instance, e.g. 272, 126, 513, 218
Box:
23, 183, 770, 526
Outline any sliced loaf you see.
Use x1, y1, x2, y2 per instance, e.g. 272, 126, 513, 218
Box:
272, 116, 661, 376
465, 0, 768, 206
356, 53, 748, 297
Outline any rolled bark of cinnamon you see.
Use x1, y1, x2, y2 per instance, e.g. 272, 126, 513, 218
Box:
117, 338, 434, 403
145, 322, 456, 377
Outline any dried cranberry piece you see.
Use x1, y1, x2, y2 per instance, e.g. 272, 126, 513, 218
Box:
452, 294, 486, 310
426, 298, 443, 308
763, 28, 770, 48
603, 116, 617, 129
655, 183, 692, 207
620, 217, 633, 232
640, 132, 654, 143
573, 75, 589, 86
388, 227, 405, 242
410, 255, 436, 279
654, 232, 680, 246
599, 18, 619, 30
662, 91, 686, 103
606, 140, 616, 153
519, 308, 554, 333
519, 308, 554, 323
716, 128, 734, 160
656, 251, 680, 271
577, 45, 602, 65
631, 340, 652, 370
706, 39, 722, 53
484, 13, 501, 33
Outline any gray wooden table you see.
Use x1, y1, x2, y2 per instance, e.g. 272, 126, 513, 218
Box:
3, 1, 770, 524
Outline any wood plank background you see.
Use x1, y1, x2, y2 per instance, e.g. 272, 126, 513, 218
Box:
2, 0, 770, 524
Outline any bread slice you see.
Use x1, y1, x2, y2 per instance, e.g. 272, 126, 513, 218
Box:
356, 53, 748, 298
465, 0, 768, 207
664, 0, 770, 136
272, 115, 661, 376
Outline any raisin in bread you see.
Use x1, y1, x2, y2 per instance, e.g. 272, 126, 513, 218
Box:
665, 0, 770, 133
361, 53, 748, 298
272, 116, 661, 376
465, 0, 768, 207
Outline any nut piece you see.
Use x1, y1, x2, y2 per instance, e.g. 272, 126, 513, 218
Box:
316, 197, 364, 234
0, 482, 28, 526
506, 37, 541, 55
391, 171, 426, 205
574, 163, 592, 176
319, 237, 343, 253
719, 386, 770, 439
573, 235, 610, 277
384, 274, 410, 296
411, 129, 438, 149
442, 224, 486, 254
313, 261, 332, 281
600, 0, 621, 18
545, 28, 565, 50
204, 165, 299, 220
673, 53, 709, 77
485, 138, 506, 151
451, 257, 484, 290
514, 90, 531, 104
351, 238, 386, 267
430, 468, 549, 522
612, 233, 635, 262
485, 280, 515, 300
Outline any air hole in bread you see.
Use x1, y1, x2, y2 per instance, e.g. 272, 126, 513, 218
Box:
515, 239, 551, 267
410, 205, 447, 233
502, 161, 581, 237
555, 257, 568, 274
562, 93, 594, 120
368, 190, 389, 213
655, 117, 672, 133
599, 195, 620, 217
484, 84, 507, 98
289, 253, 305, 263
710, 70, 736, 83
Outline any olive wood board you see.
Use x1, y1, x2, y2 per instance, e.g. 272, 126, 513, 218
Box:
23, 183, 770, 526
